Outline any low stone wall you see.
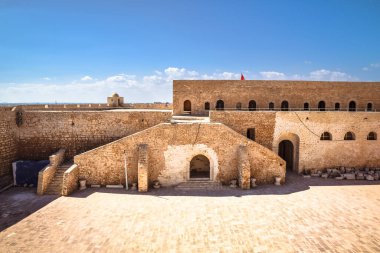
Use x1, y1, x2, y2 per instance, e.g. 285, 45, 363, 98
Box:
62, 164, 79, 196
74, 123, 285, 188
37, 149, 65, 195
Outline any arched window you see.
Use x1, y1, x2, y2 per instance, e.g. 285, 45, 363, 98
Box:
184, 100, 191, 112
367, 103, 373, 112
335, 103, 340, 111
304, 102, 309, 111
269, 102, 274, 110
320, 132, 332, 140
204, 102, 210, 111
349, 101, 356, 112
344, 132, 355, 140
248, 100, 256, 111
236, 102, 242, 110
318, 101, 325, 111
216, 100, 224, 111
367, 132, 377, 140
281, 101, 289, 111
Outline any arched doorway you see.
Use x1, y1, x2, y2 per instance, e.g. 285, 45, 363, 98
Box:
216, 100, 224, 110
278, 140, 294, 172
190, 155, 210, 179
248, 100, 256, 111
318, 101, 326, 111
349, 101, 356, 112
281, 101, 289, 111
184, 100, 191, 113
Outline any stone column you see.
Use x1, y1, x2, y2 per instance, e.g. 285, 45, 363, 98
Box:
138, 144, 148, 192
238, 145, 250, 189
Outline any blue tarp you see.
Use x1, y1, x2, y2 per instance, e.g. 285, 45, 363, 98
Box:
12, 160, 50, 186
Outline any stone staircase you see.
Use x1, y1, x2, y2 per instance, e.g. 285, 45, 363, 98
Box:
171, 115, 210, 124
175, 180, 223, 190
45, 163, 72, 195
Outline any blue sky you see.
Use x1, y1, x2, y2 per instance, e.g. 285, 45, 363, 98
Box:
0, 0, 379, 103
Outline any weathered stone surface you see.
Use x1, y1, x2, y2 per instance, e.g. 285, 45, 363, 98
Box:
237, 145, 250, 190
137, 144, 148, 192
74, 123, 285, 187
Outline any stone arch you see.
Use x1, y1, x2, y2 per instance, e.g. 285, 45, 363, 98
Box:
367, 102, 373, 112
349, 101, 356, 112
318, 101, 326, 111
248, 100, 256, 111
269, 102, 274, 110
186, 146, 219, 181
204, 102, 210, 110
184, 100, 191, 113
189, 154, 210, 179
236, 102, 242, 110
274, 133, 300, 173
281, 101, 289, 111
216, 100, 224, 110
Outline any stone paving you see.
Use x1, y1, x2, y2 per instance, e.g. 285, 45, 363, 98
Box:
1, 174, 380, 253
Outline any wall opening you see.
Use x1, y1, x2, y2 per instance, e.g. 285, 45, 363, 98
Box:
335, 103, 340, 111
279, 140, 294, 172
184, 100, 191, 113
216, 100, 224, 111
205, 102, 210, 110
349, 101, 356, 112
344, 131, 355, 140
189, 155, 210, 179
269, 102, 274, 110
281, 101, 289, 111
303, 102, 309, 111
367, 103, 373, 112
236, 102, 242, 110
320, 132, 332, 140
248, 100, 256, 111
367, 132, 377, 140
318, 101, 326, 111
247, 128, 255, 141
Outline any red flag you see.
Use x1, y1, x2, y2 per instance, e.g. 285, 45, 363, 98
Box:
241, 73, 245, 80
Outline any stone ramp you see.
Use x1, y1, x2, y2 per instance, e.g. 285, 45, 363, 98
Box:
45, 163, 72, 195
175, 181, 223, 190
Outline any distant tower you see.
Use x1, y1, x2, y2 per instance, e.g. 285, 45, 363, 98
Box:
107, 92, 124, 107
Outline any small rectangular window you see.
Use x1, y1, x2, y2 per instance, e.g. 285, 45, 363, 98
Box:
247, 128, 255, 141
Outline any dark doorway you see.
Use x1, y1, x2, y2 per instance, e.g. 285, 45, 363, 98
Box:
248, 100, 256, 111
204, 102, 210, 110
247, 128, 255, 141
279, 140, 294, 172
318, 101, 325, 111
190, 155, 210, 179
184, 100, 191, 112
216, 100, 224, 110
349, 101, 356, 111
281, 101, 289, 111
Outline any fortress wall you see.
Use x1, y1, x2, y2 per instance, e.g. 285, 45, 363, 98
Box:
273, 112, 380, 171
173, 80, 380, 115
0, 111, 18, 177
17, 110, 172, 161
209, 111, 276, 149
18, 102, 172, 111
75, 123, 285, 186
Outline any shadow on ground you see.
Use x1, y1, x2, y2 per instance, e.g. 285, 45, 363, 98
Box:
68, 172, 380, 199
0, 187, 58, 231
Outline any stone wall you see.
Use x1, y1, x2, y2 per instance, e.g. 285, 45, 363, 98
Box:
0, 111, 17, 178
62, 164, 79, 196
273, 112, 380, 172
173, 80, 380, 115
74, 123, 285, 187
18, 110, 172, 160
210, 111, 276, 149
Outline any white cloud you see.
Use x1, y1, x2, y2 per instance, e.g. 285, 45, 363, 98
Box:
0, 67, 359, 103
259, 71, 286, 80
42, 77, 51, 81
308, 69, 356, 81
362, 63, 380, 71
80, 75, 93, 81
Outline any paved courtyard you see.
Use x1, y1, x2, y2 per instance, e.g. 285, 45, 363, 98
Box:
1, 174, 380, 253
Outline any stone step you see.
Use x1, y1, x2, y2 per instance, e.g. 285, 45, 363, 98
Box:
175, 181, 223, 190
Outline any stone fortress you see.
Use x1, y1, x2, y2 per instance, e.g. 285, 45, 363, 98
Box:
0, 80, 379, 195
